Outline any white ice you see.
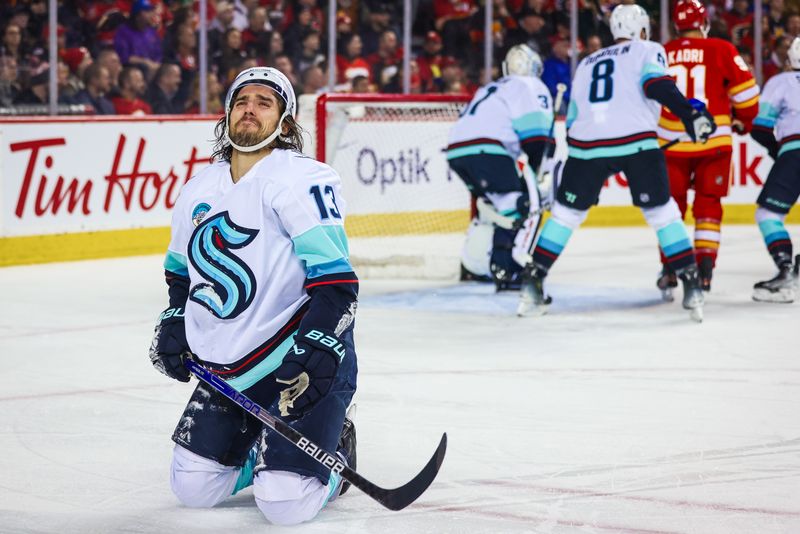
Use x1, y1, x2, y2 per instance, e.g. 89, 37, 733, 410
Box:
1, 226, 799, 534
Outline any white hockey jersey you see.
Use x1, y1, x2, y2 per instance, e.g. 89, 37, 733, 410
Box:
567, 40, 670, 159
753, 71, 800, 156
163, 149, 353, 386
446, 75, 554, 160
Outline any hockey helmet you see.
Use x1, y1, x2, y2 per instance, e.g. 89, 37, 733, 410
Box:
673, 0, 709, 35
610, 4, 651, 41
223, 66, 297, 153
502, 44, 543, 77
789, 37, 800, 70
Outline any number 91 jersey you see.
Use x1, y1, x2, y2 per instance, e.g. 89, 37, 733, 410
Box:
567, 40, 669, 159
164, 149, 353, 367
657, 37, 759, 156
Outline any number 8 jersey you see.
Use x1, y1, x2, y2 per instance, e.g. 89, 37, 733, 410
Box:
567, 40, 670, 159
163, 149, 357, 370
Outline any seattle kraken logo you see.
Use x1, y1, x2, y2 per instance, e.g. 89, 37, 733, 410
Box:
188, 211, 259, 319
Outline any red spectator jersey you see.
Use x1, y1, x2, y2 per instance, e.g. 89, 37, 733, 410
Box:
111, 96, 152, 115
657, 37, 759, 157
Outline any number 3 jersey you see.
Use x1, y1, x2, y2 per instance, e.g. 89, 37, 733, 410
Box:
162, 149, 357, 380
567, 40, 670, 159
446, 75, 554, 161
657, 37, 759, 157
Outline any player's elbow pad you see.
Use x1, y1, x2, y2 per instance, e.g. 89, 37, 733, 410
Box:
644, 79, 694, 122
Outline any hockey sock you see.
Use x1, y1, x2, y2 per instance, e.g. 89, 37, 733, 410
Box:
532, 218, 573, 271
232, 444, 259, 495
694, 218, 721, 267
758, 217, 793, 267
656, 221, 696, 273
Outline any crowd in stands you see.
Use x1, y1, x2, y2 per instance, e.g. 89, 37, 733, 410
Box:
1, 0, 799, 116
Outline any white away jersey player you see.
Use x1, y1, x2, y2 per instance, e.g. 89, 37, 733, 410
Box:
753, 71, 800, 156
446, 75, 554, 161
163, 149, 353, 387
567, 40, 671, 159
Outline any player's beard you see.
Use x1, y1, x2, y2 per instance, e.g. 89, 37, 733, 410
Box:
229, 115, 275, 148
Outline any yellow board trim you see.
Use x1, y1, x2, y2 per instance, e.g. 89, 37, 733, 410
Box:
2, 205, 799, 267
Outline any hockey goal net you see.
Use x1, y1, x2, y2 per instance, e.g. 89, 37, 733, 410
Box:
314, 94, 472, 279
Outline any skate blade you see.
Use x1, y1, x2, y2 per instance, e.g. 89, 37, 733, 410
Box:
517, 297, 549, 317
660, 287, 675, 302
689, 306, 703, 323
752, 288, 795, 303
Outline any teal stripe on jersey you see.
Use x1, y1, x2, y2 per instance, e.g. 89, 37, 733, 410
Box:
755, 102, 780, 127
566, 100, 577, 129
657, 222, 692, 256
568, 139, 660, 159
164, 250, 189, 276
226, 331, 297, 390
758, 219, 791, 244
512, 112, 552, 138
446, 144, 510, 159
537, 219, 573, 254
293, 225, 352, 276
640, 62, 667, 86
778, 140, 800, 156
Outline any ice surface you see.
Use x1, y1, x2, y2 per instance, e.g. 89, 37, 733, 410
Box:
1, 226, 798, 533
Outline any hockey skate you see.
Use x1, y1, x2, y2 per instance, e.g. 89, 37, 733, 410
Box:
336, 404, 357, 496
656, 267, 678, 302
698, 256, 714, 292
752, 262, 797, 303
517, 265, 552, 317
679, 265, 704, 322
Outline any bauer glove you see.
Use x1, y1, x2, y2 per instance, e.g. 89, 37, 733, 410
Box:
274, 329, 345, 418
148, 307, 191, 382
682, 98, 717, 144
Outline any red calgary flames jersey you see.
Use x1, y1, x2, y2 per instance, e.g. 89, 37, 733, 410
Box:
657, 37, 759, 156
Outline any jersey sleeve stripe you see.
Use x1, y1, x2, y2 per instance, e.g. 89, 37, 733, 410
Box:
520, 135, 555, 145
164, 250, 189, 277
732, 95, 759, 110
305, 278, 359, 289
730, 85, 759, 103
729, 78, 757, 95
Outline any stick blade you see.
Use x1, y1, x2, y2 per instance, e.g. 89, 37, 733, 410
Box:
358, 433, 447, 511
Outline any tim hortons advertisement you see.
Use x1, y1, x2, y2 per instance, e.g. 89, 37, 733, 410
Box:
0, 117, 216, 237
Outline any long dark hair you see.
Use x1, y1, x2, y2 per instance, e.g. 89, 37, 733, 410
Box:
211, 99, 304, 163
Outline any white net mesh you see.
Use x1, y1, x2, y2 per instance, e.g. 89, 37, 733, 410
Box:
319, 97, 472, 279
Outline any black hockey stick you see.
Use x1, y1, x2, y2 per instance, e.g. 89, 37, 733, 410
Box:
183, 356, 447, 511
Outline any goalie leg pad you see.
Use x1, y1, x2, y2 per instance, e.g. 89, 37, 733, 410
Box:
461, 217, 493, 278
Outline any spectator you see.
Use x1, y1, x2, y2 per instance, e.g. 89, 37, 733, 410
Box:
439, 55, 467, 94
60, 47, 93, 96
417, 30, 444, 92
366, 29, 403, 92
434, 0, 479, 58
0, 56, 20, 107
1, 24, 25, 64
112, 66, 152, 115
268, 30, 285, 62
146, 62, 182, 114
213, 28, 247, 86
300, 64, 326, 95
336, 33, 371, 85
14, 62, 49, 105
57, 60, 76, 103
165, 24, 198, 104
272, 53, 300, 92
97, 48, 122, 97
542, 38, 571, 113
506, 7, 551, 57
114, 0, 162, 78
786, 12, 800, 40
723, 0, 753, 46
283, 7, 317, 58
209, 1, 236, 54
241, 7, 271, 58
184, 72, 223, 114
293, 29, 324, 76
360, 3, 395, 57
763, 35, 792, 81
230, 0, 251, 32
72, 63, 115, 114
767, 0, 788, 36
581, 33, 603, 59
350, 74, 372, 92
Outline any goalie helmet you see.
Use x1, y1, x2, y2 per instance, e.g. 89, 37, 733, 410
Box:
610, 4, 651, 41
502, 44, 543, 78
789, 37, 800, 70
223, 66, 297, 153
673, 0, 709, 35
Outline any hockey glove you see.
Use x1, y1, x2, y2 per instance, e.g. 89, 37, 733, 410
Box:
274, 329, 345, 418
682, 99, 717, 144
148, 307, 191, 382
